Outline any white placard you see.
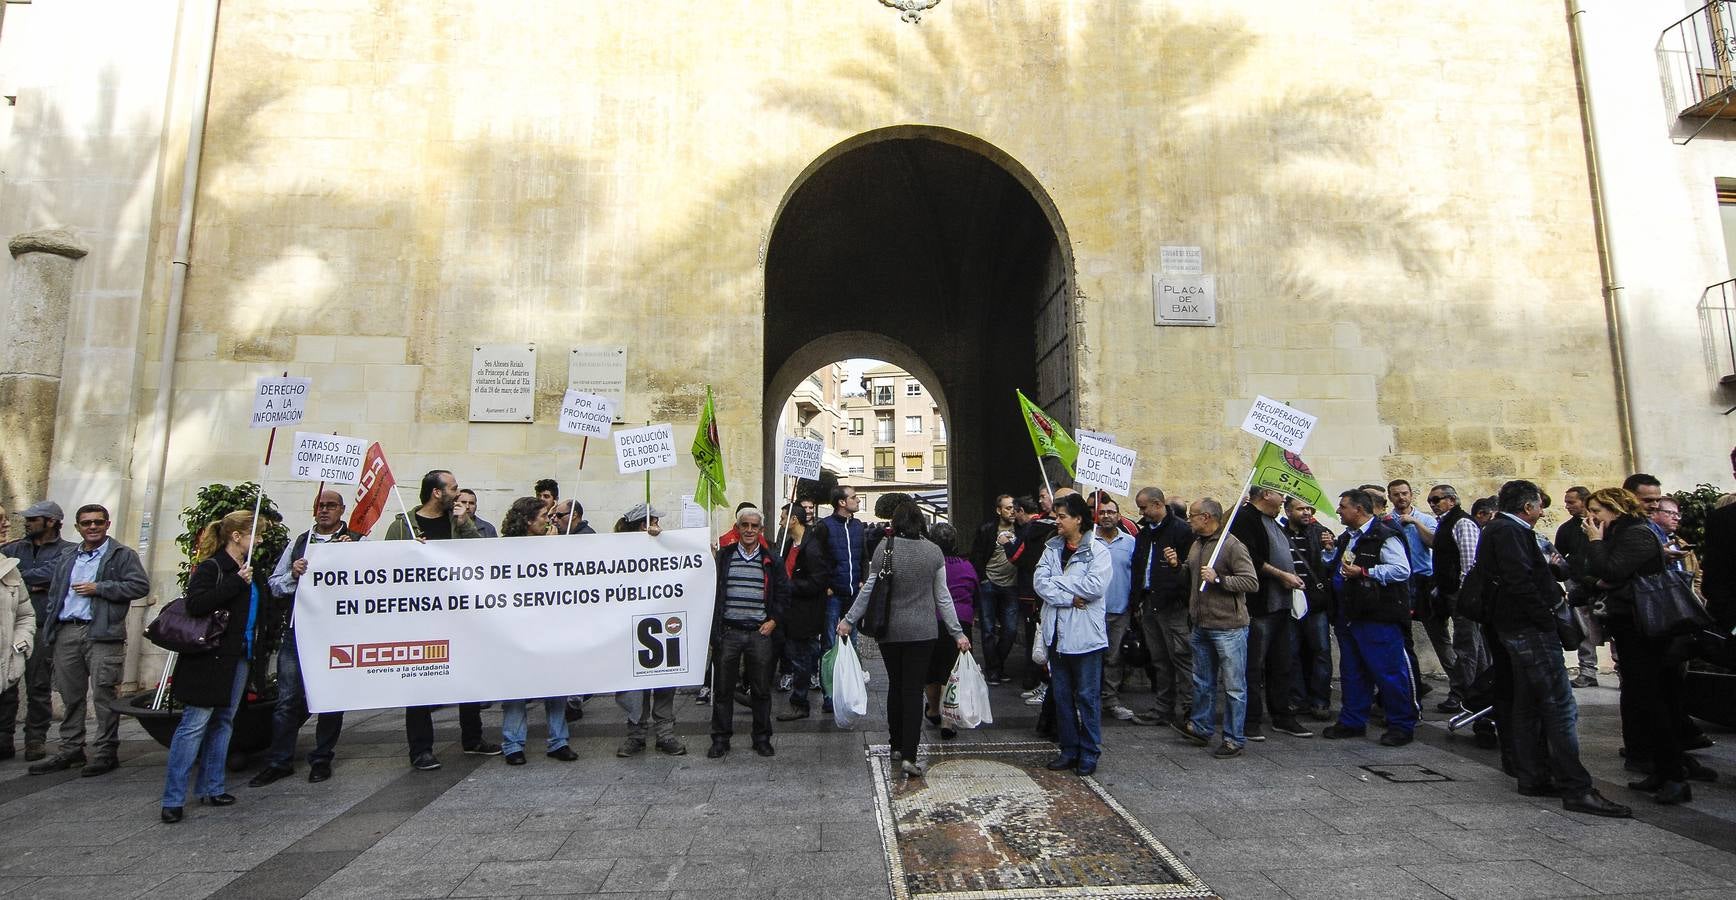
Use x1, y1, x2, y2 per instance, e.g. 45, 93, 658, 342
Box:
1161, 245, 1203, 275
289, 432, 370, 484
1077, 429, 1117, 446
615, 423, 676, 474
779, 436, 825, 480
1154, 274, 1217, 327
680, 494, 707, 530
559, 390, 615, 437
1240, 395, 1318, 454
252, 376, 311, 429
568, 346, 627, 422
294, 529, 718, 712
470, 344, 536, 422
1074, 436, 1137, 496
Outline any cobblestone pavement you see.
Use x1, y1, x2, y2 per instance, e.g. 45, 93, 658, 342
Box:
5, 660, 1736, 899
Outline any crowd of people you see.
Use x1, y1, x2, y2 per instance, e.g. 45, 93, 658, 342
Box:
1, 449, 1733, 826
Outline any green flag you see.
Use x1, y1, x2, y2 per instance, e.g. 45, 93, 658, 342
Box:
692, 385, 728, 509
1016, 389, 1078, 476
1252, 441, 1327, 510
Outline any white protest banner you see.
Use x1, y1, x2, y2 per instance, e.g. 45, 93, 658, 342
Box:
1077, 429, 1117, 446
1239, 395, 1318, 454
294, 529, 717, 712
559, 390, 615, 437
779, 436, 825, 480
615, 423, 676, 474
252, 376, 311, 428
1074, 436, 1137, 496
289, 433, 370, 484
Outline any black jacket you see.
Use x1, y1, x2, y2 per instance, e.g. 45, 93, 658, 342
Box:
1571, 515, 1664, 624
1704, 503, 1736, 631
1434, 505, 1472, 597
1329, 519, 1411, 625
1230, 504, 1291, 617
1130, 513, 1195, 613
1482, 515, 1567, 636
0, 537, 76, 619
176, 551, 261, 709
970, 519, 1015, 578
1008, 517, 1057, 598
782, 526, 835, 640
712, 545, 792, 644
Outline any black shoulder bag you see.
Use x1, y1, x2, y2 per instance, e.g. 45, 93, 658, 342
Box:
862, 537, 895, 640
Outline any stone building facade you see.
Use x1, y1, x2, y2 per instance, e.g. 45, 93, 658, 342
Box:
6, 0, 1722, 687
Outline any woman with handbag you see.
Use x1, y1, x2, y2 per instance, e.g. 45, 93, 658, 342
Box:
161, 510, 261, 823
1576, 487, 1695, 804
838, 502, 969, 777
496, 497, 580, 765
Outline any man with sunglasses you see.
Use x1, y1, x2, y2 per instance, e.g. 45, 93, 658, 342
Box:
251, 490, 363, 786
29, 504, 149, 776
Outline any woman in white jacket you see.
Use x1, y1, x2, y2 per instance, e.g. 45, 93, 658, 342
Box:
1033, 492, 1111, 775
0, 556, 37, 760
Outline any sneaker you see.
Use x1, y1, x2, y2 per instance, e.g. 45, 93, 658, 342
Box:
695, 686, 712, 705
1131, 713, 1170, 727
411, 752, 442, 771
1109, 705, 1136, 721
1271, 717, 1314, 738
809, 673, 821, 690
1244, 724, 1266, 742
1171, 720, 1211, 746
1570, 674, 1598, 689
778, 673, 794, 692
1436, 696, 1465, 714
656, 738, 688, 756
1020, 685, 1043, 699
616, 737, 646, 758
1023, 685, 1048, 706
1213, 742, 1244, 759
463, 741, 503, 756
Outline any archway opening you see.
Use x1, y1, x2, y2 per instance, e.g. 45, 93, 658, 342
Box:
763, 127, 1073, 533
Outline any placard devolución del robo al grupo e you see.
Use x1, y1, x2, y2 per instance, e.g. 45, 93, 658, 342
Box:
293, 529, 717, 713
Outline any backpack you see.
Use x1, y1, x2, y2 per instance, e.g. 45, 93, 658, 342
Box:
1456, 562, 1498, 624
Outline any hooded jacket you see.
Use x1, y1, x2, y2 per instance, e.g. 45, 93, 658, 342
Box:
1034, 534, 1112, 655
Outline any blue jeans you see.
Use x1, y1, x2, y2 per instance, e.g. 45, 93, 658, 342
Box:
1290, 608, 1333, 712
266, 629, 344, 768
162, 661, 248, 808
785, 636, 820, 709
1189, 627, 1248, 747
501, 698, 570, 755
1336, 620, 1418, 733
1049, 648, 1104, 766
976, 581, 1021, 675
1499, 627, 1593, 793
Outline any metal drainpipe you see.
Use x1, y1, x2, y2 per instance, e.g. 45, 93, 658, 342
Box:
1569, 0, 1641, 473
128, 0, 222, 687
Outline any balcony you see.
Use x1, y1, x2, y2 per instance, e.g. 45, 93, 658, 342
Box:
874, 466, 895, 481
791, 375, 826, 417
875, 425, 895, 443
932, 465, 948, 481
1699, 279, 1736, 386
1661, 3, 1736, 126
870, 386, 895, 406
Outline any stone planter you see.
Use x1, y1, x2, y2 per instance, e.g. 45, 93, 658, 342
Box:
111, 690, 277, 770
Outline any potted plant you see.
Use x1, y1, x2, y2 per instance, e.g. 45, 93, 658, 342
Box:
114, 482, 291, 768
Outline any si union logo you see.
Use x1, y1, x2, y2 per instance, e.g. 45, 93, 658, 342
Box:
633, 613, 688, 676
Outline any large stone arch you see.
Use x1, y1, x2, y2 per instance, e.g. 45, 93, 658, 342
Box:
763, 126, 1074, 532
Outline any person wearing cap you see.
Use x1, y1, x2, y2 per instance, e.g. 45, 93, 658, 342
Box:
708, 505, 790, 759
613, 504, 687, 757
30, 503, 150, 777
1, 500, 76, 761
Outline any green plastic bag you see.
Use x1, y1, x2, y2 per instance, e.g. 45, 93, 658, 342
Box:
820, 642, 839, 697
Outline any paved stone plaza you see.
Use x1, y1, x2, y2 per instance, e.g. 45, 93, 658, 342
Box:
5, 658, 1736, 900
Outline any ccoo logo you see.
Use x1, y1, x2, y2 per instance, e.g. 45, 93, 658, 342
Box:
633, 613, 687, 676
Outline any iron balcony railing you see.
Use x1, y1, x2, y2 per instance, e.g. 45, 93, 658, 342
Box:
874, 466, 895, 481
1661, 2, 1736, 121
1699, 279, 1736, 385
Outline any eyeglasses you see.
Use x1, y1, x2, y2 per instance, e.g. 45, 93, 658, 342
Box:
1658, 510, 1681, 518
76, 519, 108, 528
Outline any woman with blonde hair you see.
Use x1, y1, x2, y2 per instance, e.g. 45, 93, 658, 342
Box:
1576, 487, 1688, 804
161, 510, 261, 823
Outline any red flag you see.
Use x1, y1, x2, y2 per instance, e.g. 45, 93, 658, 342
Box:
348, 442, 396, 535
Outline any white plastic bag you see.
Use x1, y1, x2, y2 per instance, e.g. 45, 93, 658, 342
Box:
941, 653, 993, 729
1290, 588, 1308, 621
832, 635, 870, 728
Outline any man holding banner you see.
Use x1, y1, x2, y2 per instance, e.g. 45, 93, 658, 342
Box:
252, 489, 361, 786
385, 470, 499, 769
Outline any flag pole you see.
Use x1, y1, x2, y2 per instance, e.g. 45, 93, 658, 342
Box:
1200, 466, 1258, 591
246, 369, 290, 551
392, 485, 419, 538
567, 437, 588, 535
